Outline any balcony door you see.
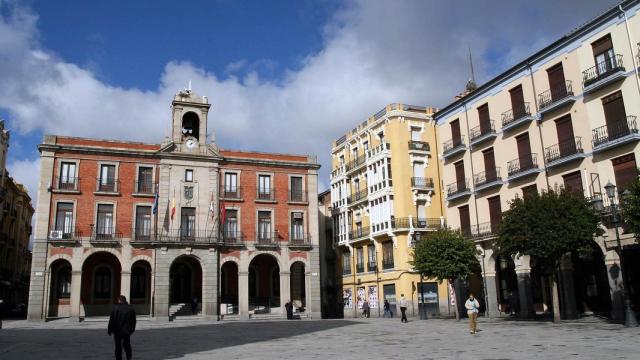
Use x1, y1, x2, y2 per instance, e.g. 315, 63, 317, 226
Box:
555, 115, 575, 157
451, 119, 461, 146
592, 34, 615, 74
100, 165, 116, 192
602, 91, 628, 140
516, 133, 533, 170
138, 167, 153, 193
612, 153, 638, 193
478, 104, 491, 134
562, 171, 584, 195
290, 176, 303, 202
483, 148, 496, 181
60, 162, 76, 189
135, 206, 152, 239
458, 205, 471, 236
96, 204, 114, 239
487, 196, 502, 232
547, 63, 567, 101
180, 207, 196, 238
509, 85, 526, 118
55, 202, 74, 237
455, 161, 466, 192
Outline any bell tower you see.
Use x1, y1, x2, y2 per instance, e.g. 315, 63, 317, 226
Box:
171, 85, 212, 153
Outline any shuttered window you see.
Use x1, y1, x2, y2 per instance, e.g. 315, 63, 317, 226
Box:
547, 63, 567, 100
488, 196, 502, 231
451, 119, 461, 145
458, 205, 471, 235
612, 153, 638, 192
509, 85, 526, 118
562, 171, 584, 195
478, 104, 491, 133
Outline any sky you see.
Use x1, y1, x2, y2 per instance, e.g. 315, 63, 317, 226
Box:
0, 0, 620, 202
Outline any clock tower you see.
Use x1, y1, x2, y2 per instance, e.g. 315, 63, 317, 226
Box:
171, 87, 212, 153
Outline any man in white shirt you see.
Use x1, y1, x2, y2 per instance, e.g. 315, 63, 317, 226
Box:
465, 293, 480, 334
399, 294, 408, 323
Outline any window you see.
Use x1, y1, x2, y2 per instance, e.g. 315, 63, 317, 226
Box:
180, 207, 196, 238
136, 166, 153, 193
56, 266, 71, 299
258, 211, 272, 241
291, 212, 304, 241
522, 184, 538, 199
363, 141, 369, 151
612, 153, 638, 193
450, 119, 461, 145
413, 162, 423, 179
546, 62, 567, 101
602, 91, 628, 140
94, 267, 112, 299
382, 242, 394, 269
224, 209, 238, 240
458, 205, 471, 235
591, 34, 615, 74
135, 206, 152, 239
55, 202, 74, 237
131, 266, 147, 299
342, 251, 351, 275
224, 172, 239, 198
356, 247, 364, 273
258, 174, 272, 200
488, 196, 502, 232
367, 246, 376, 271
563, 171, 584, 195
509, 85, 526, 118
185, 169, 193, 182
96, 204, 114, 239
483, 148, 497, 182
411, 127, 421, 142
99, 165, 116, 192
516, 132, 534, 171
477, 103, 491, 134
290, 176, 304, 202
59, 162, 77, 189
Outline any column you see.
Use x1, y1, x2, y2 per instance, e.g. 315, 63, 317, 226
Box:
202, 250, 218, 319
280, 271, 291, 315
514, 255, 534, 319
605, 251, 624, 322
558, 254, 578, 320
483, 270, 499, 318
238, 271, 249, 320
152, 249, 170, 321
120, 271, 131, 302
69, 270, 82, 321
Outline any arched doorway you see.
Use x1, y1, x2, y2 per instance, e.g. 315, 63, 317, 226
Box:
248, 254, 280, 313
130, 261, 152, 315
573, 244, 611, 315
495, 255, 518, 315
170, 256, 202, 315
290, 261, 306, 309
81, 252, 122, 317
48, 259, 72, 318
220, 261, 238, 315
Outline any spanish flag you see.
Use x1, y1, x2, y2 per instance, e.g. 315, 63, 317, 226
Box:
170, 197, 176, 221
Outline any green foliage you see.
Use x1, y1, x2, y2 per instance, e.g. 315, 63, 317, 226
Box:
496, 189, 601, 272
621, 174, 640, 242
412, 228, 480, 282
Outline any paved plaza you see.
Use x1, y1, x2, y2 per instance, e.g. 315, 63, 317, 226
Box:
1, 317, 639, 359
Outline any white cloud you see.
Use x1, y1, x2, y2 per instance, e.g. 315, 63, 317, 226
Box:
0, 0, 619, 199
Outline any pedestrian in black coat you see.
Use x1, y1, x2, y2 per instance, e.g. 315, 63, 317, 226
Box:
108, 295, 137, 360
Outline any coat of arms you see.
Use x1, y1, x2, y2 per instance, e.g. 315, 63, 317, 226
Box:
184, 185, 194, 201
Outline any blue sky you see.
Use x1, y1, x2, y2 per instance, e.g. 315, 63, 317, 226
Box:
0, 0, 618, 196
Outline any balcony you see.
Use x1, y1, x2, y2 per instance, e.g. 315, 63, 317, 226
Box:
501, 103, 534, 133
367, 142, 391, 159
356, 263, 365, 273
131, 227, 153, 244
382, 258, 394, 270
255, 232, 280, 247
591, 116, 640, 153
473, 168, 503, 193
289, 233, 312, 248
157, 229, 218, 245
470, 222, 496, 240
412, 218, 442, 230
349, 227, 370, 242
220, 231, 245, 246
442, 136, 467, 160
411, 177, 434, 190
221, 186, 242, 200
95, 179, 120, 194
544, 137, 586, 169
48, 228, 83, 244
288, 190, 309, 204
538, 81, 575, 116
90, 226, 123, 246
408, 140, 430, 153
391, 217, 411, 229
52, 176, 80, 193
347, 188, 368, 205
582, 54, 626, 94
469, 121, 497, 148
133, 180, 155, 196
507, 153, 542, 181
367, 261, 377, 272
343, 267, 352, 276
446, 179, 472, 201
256, 188, 276, 202
345, 156, 366, 173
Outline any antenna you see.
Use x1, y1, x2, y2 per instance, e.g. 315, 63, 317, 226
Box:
468, 46, 476, 84
188, 80, 192, 92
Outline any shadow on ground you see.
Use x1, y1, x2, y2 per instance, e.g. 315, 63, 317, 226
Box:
0, 320, 359, 359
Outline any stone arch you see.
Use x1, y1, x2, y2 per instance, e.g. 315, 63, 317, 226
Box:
81, 251, 122, 317
130, 255, 154, 272
47, 253, 75, 271
248, 253, 281, 312
131, 260, 152, 315
247, 250, 283, 271
290, 261, 307, 308
220, 260, 239, 315
48, 258, 73, 318
220, 256, 240, 267
81, 247, 125, 270
169, 255, 203, 308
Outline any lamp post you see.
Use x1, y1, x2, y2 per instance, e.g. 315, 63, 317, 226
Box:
415, 232, 427, 320
594, 181, 638, 327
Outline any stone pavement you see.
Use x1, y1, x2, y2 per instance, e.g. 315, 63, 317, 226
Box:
1, 316, 639, 359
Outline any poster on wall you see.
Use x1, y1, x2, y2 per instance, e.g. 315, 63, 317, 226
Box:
368, 286, 378, 308
449, 282, 456, 306
343, 288, 353, 308
357, 287, 366, 309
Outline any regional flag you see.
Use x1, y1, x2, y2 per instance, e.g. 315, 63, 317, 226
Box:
170, 197, 176, 221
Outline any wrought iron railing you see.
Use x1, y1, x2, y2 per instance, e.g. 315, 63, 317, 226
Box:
49, 227, 83, 241
289, 190, 308, 203
221, 186, 242, 199
442, 135, 466, 155
256, 188, 276, 201
54, 176, 80, 191
507, 153, 538, 177
96, 179, 119, 193
592, 116, 638, 147
582, 54, 624, 87
391, 217, 410, 229
469, 120, 496, 141
408, 140, 430, 151
367, 261, 377, 272
412, 218, 442, 229
474, 168, 501, 187
501, 102, 531, 127
345, 156, 366, 172
220, 231, 245, 245
90, 226, 123, 244
255, 232, 280, 246
349, 227, 370, 240
538, 80, 573, 109
135, 180, 155, 194
157, 229, 218, 243
356, 263, 365, 273
367, 143, 391, 157
446, 179, 470, 196
470, 222, 496, 239
411, 177, 434, 188
347, 188, 368, 204
289, 233, 311, 246
382, 258, 394, 270
544, 137, 583, 163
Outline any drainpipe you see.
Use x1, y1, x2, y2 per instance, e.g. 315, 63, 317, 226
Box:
461, 102, 481, 230
527, 62, 551, 191
619, 5, 640, 95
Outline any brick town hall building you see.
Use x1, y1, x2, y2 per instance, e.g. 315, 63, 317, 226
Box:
27, 89, 321, 321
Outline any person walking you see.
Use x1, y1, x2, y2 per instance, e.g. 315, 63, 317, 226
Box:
191, 296, 199, 315
383, 299, 392, 318
399, 294, 408, 323
362, 300, 370, 318
465, 293, 480, 334
285, 300, 293, 320
108, 295, 137, 360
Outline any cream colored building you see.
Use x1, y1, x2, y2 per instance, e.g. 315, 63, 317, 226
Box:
330, 104, 451, 318
435, 0, 640, 320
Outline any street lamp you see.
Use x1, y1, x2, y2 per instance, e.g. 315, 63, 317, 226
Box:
602, 181, 638, 327
415, 232, 428, 320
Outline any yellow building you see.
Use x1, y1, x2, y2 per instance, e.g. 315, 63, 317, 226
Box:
330, 104, 450, 318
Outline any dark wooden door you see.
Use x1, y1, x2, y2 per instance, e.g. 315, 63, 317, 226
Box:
509, 85, 526, 118
478, 104, 491, 134
612, 154, 638, 192
562, 171, 584, 195
451, 120, 461, 146
602, 91, 627, 139
547, 63, 567, 100
483, 148, 497, 181
458, 205, 471, 235
488, 196, 502, 231
455, 161, 466, 191
555, 115, 575, 157
516, 133, 532, 170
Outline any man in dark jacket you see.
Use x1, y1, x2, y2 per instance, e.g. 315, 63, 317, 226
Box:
108, 295, 136, 360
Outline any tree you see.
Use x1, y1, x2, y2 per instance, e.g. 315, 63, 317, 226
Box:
496, 188, 601, 322
412, 228, 479, 320
620, 175, 640, 242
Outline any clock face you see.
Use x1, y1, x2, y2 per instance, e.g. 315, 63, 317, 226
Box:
185, 137, 198, 149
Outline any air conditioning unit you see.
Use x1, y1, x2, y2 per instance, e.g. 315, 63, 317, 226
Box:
293, 212, 303, 219
49, 230, 63, 240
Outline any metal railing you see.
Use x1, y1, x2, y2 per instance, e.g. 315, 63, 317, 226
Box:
356, 263, 365, 273
336, 135, 347, 146
474, 168, 501, 187
135, 180, 155, 194
288, 190, 308, 203
367, 143, 390, 157
544, 137, 583, 163
391, 217, 410, 229
158, 229, 218, 243
343, 267, 352, 275
382, 258, 394, 270
221, 186, 242, 199
90, 226, 123, 244
347, 188, 368, 204
367, 261, 377, 272
53, 176, 80, 191
131, 226, 153, 242
442, 135, 466, 155
256, 188, 276, 201
49, 228, 83, 241
538, 80, 573, 110
501, 102, 531, 127
408, 140, 430, 151
507, 153, 538, 177
411, 177, 434, 188
469, 120, 496, 141
220, 231, 245, 245
470, 222, 495, 239
446, 179, 470, 196
289, 233, 311, 246
583, 54, 624, 87
345, 156, 366, 172
412, 218, 442, 229
592, 116, 638, 147
96, 179, 119, 193
255, 232, 280, 246
349, 227, 370, 240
